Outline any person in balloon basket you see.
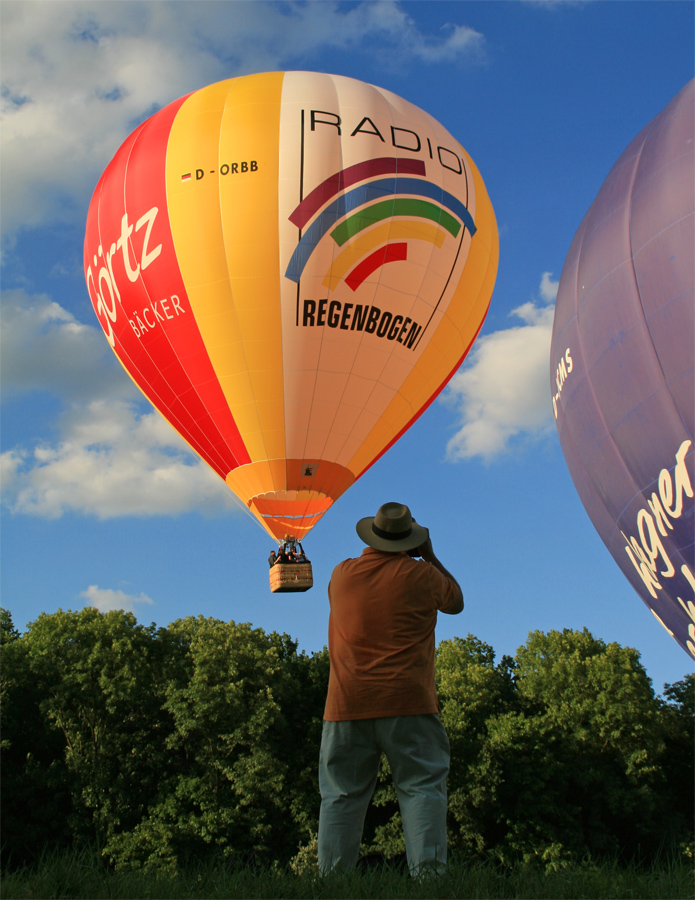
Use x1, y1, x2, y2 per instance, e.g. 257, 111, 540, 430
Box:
318, 502, 463, 877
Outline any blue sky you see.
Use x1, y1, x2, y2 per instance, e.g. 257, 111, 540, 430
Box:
2, 0, 693, 693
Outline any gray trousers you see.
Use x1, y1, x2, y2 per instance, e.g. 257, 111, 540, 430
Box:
318, 714, 450, 876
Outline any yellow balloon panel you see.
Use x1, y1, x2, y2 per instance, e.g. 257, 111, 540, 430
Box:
166, 73, 286, 468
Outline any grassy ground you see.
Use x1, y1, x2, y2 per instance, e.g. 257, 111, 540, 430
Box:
2, 848, 693, 900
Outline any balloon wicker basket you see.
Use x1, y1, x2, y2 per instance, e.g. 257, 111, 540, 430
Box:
269, 562, 314, 593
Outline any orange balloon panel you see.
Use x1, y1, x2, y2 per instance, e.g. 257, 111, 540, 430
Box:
84, 72, 498, 540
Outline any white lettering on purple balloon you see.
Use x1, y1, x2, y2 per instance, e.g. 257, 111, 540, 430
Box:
552, 348, 573, 419
621, 440, 694, 656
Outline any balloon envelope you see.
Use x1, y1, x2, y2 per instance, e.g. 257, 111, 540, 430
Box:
551, 80, 694, 658
84, 72, 498, 541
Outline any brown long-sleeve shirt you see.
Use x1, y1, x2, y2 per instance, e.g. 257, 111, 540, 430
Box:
324, 547, 462, 721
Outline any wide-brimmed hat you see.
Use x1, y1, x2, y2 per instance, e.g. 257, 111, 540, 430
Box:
356, 502, 429, 553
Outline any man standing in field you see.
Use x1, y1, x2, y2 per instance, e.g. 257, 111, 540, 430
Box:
318, 501, 464, 876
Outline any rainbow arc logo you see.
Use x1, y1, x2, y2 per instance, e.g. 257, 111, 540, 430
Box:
284, 157, 476, 291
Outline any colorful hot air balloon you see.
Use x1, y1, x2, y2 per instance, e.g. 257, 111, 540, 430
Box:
84, 71, 498, 545
551, 80, 694, 658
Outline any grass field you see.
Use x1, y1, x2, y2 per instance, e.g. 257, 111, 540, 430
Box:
2, 848, 693, 900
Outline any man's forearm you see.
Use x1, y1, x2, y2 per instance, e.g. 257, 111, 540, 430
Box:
421, 544, 464, 611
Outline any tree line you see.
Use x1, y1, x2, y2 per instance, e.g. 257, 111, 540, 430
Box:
1, 607, 692, 873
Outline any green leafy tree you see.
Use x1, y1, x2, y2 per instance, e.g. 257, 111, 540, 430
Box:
501, 628, 667, 865
1, 611, 73, 867
2, 607, 180, 864
283, 644, 330, 841
658, 674, 695, 852
0, 607, 20, 644
436, 636, 520, 858
105, 617, 328, 871
5, 604, 689, 874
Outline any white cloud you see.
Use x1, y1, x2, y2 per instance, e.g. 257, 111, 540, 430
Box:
443, 272, 559, 461
0, 289, 135, 401
81, 584, 154, 614
1, 1, 485, 239
1, 398, 242, 519
338, 4, 484, 63
539, 270, 559, 303
0, 290, 247, 521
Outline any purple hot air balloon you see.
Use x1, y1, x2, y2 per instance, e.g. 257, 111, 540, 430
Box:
551, 80, 694, 660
